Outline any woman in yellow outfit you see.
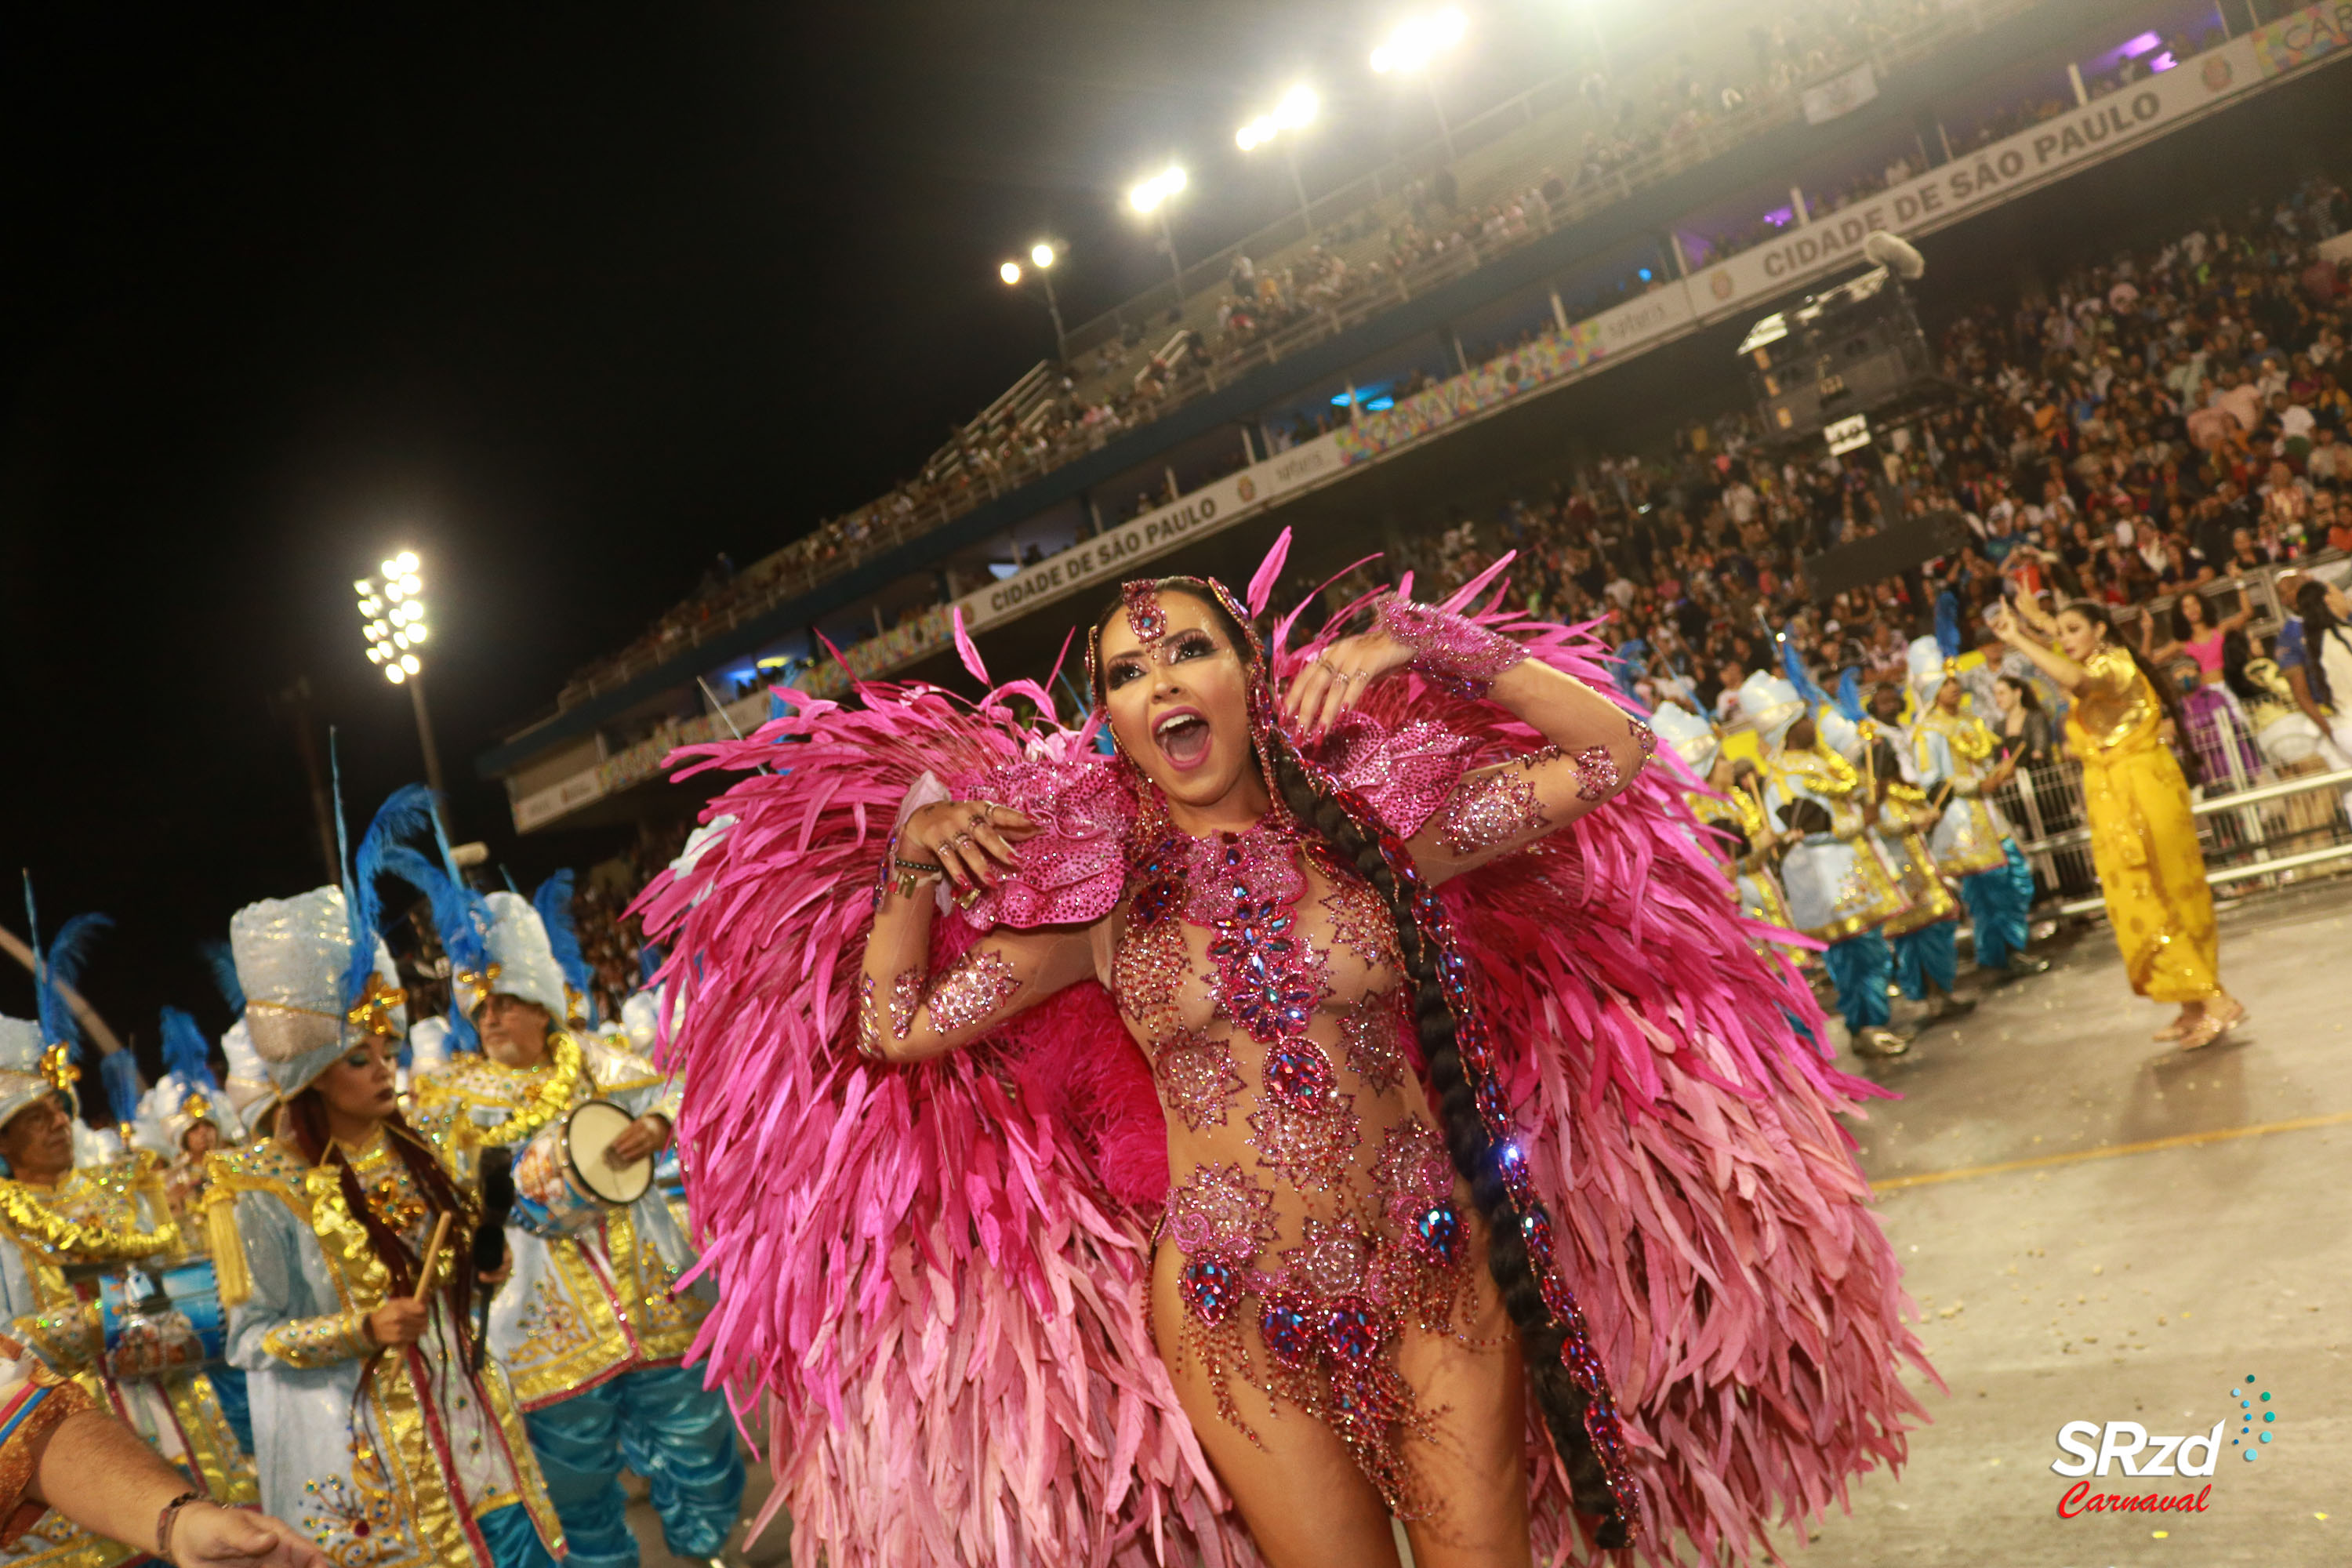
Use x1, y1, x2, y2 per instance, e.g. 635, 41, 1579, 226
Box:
1988, 597, 2248, 1050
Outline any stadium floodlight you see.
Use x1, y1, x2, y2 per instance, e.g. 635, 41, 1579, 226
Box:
355, 549, 448, 799
1236, 85, 1320, 234
1370, 8, 1466, 74
1000, 245, 1069, 362
1127, 165, 1186, 215
1127, 165, 1190, 301
1371, 9, 1466, 158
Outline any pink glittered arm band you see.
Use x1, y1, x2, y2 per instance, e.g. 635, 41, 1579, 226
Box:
1377, 595, 1526, 700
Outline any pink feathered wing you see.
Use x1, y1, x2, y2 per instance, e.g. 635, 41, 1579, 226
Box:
635, 581, 1939, 1567
630, 686, 1256, 1568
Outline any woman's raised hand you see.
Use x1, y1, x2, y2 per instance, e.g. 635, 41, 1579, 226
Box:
903, 800, 1039, 892
1282, 626, 1417, 736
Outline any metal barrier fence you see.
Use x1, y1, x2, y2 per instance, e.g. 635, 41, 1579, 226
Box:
2001, 736, 2352, 919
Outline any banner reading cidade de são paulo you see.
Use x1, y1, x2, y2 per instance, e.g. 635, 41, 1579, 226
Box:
951, 430, 1342, 635
1685, 4, 2351, 321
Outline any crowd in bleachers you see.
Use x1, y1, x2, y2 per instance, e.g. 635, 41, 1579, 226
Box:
1338, 177, 2350, 753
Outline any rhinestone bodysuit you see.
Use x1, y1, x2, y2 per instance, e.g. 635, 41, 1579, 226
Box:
1118, 788, 1475, 1514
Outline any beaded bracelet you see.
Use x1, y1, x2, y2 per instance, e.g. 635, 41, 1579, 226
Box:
1375, 595, 1526, 701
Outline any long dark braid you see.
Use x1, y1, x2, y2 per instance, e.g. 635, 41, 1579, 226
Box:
1263, 734, 1632, 1548
1093, 583, 1635, 1547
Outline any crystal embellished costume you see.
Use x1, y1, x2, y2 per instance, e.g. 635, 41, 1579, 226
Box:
632, 547, 1937, 1566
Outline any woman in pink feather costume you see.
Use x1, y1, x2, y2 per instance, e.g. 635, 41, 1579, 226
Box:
631, 538, 1938, 1568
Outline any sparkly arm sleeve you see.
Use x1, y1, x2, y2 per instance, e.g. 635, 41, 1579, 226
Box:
1404, 662, 1657, 883
258, 1311, 374, 1368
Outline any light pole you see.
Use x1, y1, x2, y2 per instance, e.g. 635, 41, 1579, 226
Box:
1236, 85, 1320, 239
998, 241, 1069, 362
1127, 165, 1189, 306
1372, 8, 1468, 162
354, 550, 446, 804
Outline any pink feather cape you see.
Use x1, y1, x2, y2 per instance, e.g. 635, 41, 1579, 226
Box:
630, 593, 1938, 1567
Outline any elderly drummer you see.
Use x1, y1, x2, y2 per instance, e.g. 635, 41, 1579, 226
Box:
409, 891, 743, 1568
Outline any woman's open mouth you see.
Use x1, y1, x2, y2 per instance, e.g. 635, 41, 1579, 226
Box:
1152, 707, 1213, 771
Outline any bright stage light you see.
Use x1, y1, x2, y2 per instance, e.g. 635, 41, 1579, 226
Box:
1000, 260, 1023, 285
1276, 85, 1318, 129
398, 572, 420, 594
1029, 243, 1055, 269
400, 654, 419, 674
1371, 8, 1466, 74
353, 579, 373, 595
394, 550, 419, 574
379, 559, 399, 579
367, 646, 385, 662
386, 664, 407, 684
408, 622, 428, 642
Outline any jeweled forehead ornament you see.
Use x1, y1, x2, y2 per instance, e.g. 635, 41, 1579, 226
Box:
1086, 574, 1266, 714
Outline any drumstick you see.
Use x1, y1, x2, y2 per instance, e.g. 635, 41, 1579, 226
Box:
410, 1212, 455, 1305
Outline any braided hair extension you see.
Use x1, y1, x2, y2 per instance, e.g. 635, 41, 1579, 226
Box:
1091, 583, 1638, 1548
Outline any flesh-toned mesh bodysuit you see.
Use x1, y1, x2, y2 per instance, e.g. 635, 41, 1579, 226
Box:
1100, 775, 1541, 1512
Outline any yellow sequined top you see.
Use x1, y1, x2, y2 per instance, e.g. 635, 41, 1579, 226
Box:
2065, 645, 2161, 757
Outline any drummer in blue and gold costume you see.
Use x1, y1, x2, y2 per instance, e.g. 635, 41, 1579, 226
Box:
1752, 673, 1916, 1059
1653, 703, 1796, 937
205, 880, 562, 1568
0, 909, 256, 1568
407, 877, 742, 1568
1907, 635, 2049, 982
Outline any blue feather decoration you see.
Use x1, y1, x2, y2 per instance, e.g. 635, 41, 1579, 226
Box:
383, 845, 485, 1054
1832, 667, 1865, 724
327, 730, 379, 1012
158, 1007, 222, 1094
100, 1048, 143, 1129
1935, 591, 1963, 662
198, 940, 245, 1017
35, 910, 114, 1054
534, 872, 596, 1025
1780, 631, 1828, 706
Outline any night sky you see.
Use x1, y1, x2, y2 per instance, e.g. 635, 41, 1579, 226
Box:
0, 6, 1595, 1056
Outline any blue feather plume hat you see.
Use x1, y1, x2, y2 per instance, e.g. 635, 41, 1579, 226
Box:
2, 875, 114, 1130
131, 1007, 245, 1154
534, 871, 598, 1027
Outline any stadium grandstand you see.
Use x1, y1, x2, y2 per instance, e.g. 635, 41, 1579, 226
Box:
477, 0, 2352, 912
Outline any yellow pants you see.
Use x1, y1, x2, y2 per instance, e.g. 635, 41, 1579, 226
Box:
2078, 736, 2220, 1004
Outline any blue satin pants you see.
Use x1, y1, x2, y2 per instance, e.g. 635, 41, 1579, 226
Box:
477, 1501, 560, 1568
1961, 839, 2034, 971
1821, 931, 1893, 1030
522, 1365, 746, 1568
209, 1366, 253, 1455
1892, 921, 1958, 1000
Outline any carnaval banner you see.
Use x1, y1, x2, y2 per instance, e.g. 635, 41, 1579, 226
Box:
2251, 0, 2352, 74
